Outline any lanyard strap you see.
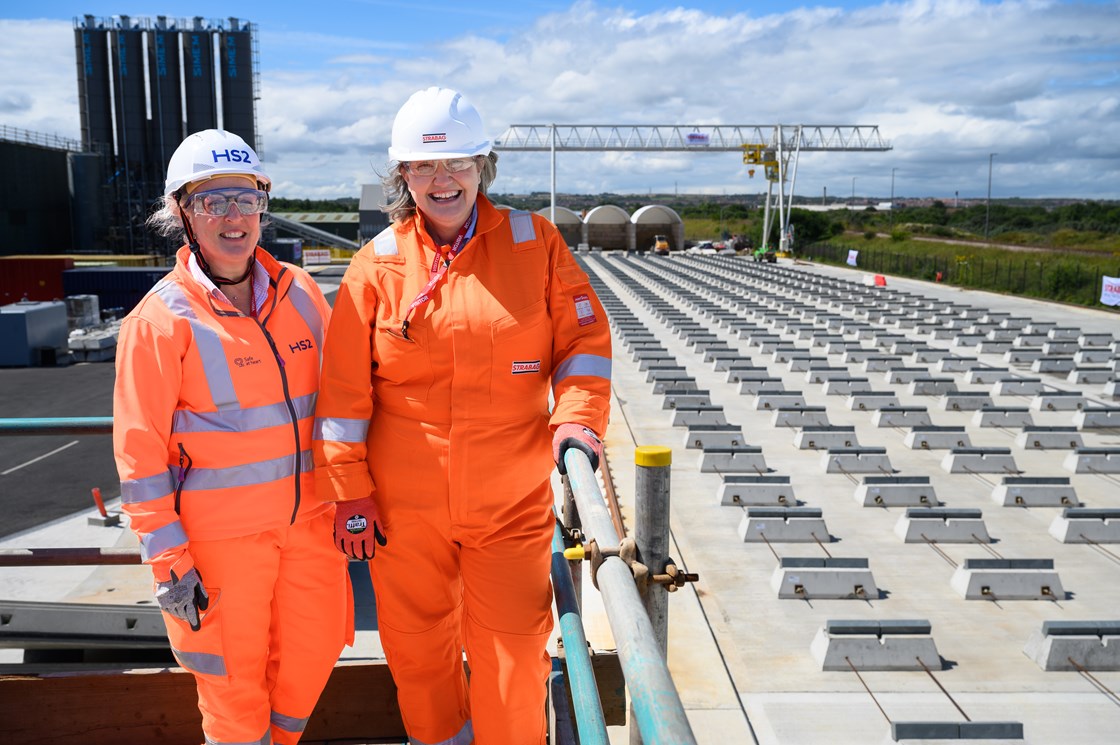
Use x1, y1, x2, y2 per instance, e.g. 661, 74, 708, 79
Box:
401, 206, 478, 339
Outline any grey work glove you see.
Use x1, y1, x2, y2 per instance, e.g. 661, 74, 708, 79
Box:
155, 567, 210, 631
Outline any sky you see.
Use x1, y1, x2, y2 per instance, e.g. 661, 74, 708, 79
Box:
2, 1, 1118, 201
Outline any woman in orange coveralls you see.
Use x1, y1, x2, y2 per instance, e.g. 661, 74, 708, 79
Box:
113, 129, 352, 745
313, 87, 612, 744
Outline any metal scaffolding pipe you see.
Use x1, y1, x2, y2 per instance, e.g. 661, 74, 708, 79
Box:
563, 449, 697, 745
0, 417, 113, 436
551, 523, 609, 745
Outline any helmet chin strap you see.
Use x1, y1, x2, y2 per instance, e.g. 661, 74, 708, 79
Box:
176, 198, 255, 286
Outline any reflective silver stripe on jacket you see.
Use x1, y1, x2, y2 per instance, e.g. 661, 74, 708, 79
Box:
314, 416, 370, 443
287, 275, 325, 366
270, 710, 309, 734
177, 450, 313, 492
509, 210, 536, 243
173, 393, 317, 434
155, 281, 239, 410
553, 353, 612, 386
173, 646, 228, 677
373, 227, 398, 255
410, 719, 474, 745
121, 470, 175, 504
140, 520, 188, 561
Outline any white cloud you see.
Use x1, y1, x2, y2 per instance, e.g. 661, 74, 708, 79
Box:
2, 2, 1117, 200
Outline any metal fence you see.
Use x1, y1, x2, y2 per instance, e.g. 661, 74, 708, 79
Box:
802, 242, 1120, 308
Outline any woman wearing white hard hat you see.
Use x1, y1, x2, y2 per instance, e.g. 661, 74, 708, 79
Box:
113, 129, 352, 745
314, 88, 613, 743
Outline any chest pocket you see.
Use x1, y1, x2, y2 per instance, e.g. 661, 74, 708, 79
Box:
489, 298, 551, 405
370, 257, 434, 403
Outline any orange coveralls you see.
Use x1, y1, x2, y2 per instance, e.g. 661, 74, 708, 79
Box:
113, 246, 353, 745
314, 195, 611, 744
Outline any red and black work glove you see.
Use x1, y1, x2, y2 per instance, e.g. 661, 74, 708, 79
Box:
334, 496, 387, 561
552, 423, 603, 475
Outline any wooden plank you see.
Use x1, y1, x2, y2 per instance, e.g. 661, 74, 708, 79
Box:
0, 652, 625, 743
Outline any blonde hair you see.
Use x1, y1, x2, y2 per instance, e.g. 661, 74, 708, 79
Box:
381, 153, 499, 224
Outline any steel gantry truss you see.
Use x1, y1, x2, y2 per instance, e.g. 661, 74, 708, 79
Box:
493, 124, 892, 253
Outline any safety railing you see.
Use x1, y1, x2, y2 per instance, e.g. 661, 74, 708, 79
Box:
1, 418, 697, 743
561, 446, 699, 745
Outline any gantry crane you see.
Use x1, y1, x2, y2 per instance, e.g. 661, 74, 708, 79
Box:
494, 124, 891, 254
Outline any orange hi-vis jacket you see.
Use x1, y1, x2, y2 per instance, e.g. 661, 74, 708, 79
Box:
114, 245, 333, 583
313, 195, 612, 506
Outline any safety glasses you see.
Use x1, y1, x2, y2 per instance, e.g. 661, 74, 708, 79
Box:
185, 188, 269, 217
401, 158, 478, 177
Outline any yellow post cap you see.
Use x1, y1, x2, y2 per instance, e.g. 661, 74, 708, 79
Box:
635, 445, 672, 467
563, 545, 585, 561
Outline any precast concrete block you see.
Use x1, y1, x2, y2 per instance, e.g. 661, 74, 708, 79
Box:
755, 392, 807, 411
894, 508, 990, 543
1024, 622, 1120, 671
863, 356, 904, 373
823, 377, 872, 396
856, 476, 937, 508
939, 391, 995, 412
795, 425, 857, 450
936, 358, 981, 374
1014, 426, 1083, 450
965, 367, 1010, 385
941, 448, 1019, 474
725, 365, 771, 383
737, 378, 786, 395
1073, 348, 1116, 365
805, 366, 851, 384
884, 367, 926, 384
651, 376, 698, 394
684, 424, 745, 450
738, 507, 828, 542
992, 377, 1044, 396
810, 620, 940, 671
771, 557, 878, 600
700, 446, 767, 475
912, 348, 951, 364
717, 474, 792, 505
1003, 348, 1044, 365
1048, 508, 1120, 544
669, 406, 728, 428
1079, 333, 1115, 347
1063, 448, 1120, 474
950, 558, 1064, 600
1068, 367, 1114, 385
1073, 406, 1120, 428
1029, 391, 1086, 411
992, 476, 1079, 508
661, 389, 712, 409
873, 406, 933, 428
1032, 356, 1076, 373
909, 377, 958, 396
904, 426, 971, 450
772, 407, 830, 428
823, 447, 892, 474
971, 407, 1035, 429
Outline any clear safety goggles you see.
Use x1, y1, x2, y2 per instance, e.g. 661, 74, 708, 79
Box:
401, 157, 478, 177
185, 188, 269, 217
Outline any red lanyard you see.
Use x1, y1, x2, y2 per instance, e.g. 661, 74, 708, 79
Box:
401, 207, 478, 339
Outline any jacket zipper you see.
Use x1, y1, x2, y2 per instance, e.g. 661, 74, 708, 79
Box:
174, 443, 193, 514
255, 274, 302, 525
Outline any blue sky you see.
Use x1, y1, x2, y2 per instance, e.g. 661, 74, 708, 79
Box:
3, 1, 1118, 200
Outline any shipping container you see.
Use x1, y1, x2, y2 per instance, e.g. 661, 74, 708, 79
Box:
63, 266, 170, 317
0, 257, 74, 304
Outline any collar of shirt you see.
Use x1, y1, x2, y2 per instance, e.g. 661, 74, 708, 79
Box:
188, 252, 269, 315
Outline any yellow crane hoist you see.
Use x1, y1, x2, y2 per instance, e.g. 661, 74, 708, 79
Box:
741, 144, 780, 182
